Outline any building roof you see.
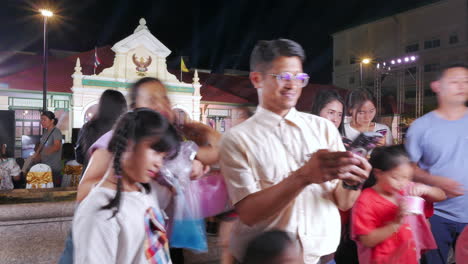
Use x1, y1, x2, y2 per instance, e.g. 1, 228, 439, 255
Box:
0, 46, 250, 105
201, 84, 251, 105
0, 46, 115, 93
175, 71, 255, 105
0, 46, 259, 105
0, 46, 345, 111
177, 69, 346, 111
0, 51, 46, 78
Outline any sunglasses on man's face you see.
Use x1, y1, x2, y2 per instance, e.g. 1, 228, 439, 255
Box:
268, 72, 310, 87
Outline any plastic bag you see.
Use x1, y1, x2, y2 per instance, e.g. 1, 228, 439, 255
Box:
165, 174, 207, 252
191, 171, 230, 218
159, 141, 207, 252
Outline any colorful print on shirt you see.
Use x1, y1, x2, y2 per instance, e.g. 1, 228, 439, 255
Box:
144, 207, 172, 264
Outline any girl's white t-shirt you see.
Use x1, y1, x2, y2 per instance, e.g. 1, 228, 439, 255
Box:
343, 122, 394, 145
73, 182, 167, 264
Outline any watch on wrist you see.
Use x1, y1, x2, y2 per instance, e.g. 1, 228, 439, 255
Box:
342, 180, 362, 190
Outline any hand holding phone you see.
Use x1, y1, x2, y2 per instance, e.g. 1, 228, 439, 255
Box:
349, 132, 384, 157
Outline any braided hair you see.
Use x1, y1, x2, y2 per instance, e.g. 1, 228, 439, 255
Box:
102, 108, 180, 217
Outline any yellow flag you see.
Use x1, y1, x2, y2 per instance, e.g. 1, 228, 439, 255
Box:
181, 57, 189, 72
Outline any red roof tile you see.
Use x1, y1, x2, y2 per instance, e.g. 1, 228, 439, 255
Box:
175, 69, 347, 112
200, 84, 250, 104
0, 46, 348, 111
0, 46, 115, 93
0, 51, 46, 78
170, 70, 254, 104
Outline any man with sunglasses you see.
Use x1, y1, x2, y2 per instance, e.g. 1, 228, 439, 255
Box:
219, 39, 371, 264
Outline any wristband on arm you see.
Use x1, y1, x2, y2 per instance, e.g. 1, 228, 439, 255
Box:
342, 180, 363, 191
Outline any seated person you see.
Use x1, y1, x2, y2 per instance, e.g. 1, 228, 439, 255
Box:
0, 143, 21, 190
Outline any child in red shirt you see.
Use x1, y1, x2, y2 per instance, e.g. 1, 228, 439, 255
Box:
352, 146, 446, 264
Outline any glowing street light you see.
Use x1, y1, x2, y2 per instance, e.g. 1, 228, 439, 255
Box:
360, 58, 372, 89
40, 9, 53, 17
39, 9, 54, 111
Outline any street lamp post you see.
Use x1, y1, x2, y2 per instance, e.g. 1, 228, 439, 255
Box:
40, 9, 53, 112
360, 58, 371, 89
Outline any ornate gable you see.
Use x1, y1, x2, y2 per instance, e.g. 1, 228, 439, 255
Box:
98, 18, 179, 82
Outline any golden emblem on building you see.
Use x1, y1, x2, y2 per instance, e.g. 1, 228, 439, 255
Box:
132, 54, 152, 76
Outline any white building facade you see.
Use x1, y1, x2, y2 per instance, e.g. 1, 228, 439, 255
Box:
0, 19, 203, 157
332, 0, 468, 112
72, 18, 202, 129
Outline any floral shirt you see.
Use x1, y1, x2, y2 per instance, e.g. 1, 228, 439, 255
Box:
0, 158, 20, 190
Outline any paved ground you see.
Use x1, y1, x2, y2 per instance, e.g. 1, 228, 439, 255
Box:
185, 235, 221, 264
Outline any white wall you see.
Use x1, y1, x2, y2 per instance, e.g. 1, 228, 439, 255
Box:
333, 0, 468, 96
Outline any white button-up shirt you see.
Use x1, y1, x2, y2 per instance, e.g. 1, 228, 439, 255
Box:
220, 106, 346, 264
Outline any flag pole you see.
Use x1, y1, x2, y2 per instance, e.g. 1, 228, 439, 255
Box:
93, 47, 96, 75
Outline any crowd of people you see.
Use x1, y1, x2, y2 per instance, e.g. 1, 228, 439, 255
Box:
1, 38, 467, 264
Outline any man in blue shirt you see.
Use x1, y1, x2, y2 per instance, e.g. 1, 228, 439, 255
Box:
406, 64, 468, 264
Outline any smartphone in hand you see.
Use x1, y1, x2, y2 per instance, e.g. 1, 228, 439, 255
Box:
349, 132, 384, 157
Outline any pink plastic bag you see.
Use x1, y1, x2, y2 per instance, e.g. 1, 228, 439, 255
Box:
405, 214, 437, 259
190, 171, 230, 218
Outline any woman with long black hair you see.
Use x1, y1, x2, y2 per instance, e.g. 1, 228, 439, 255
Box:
75, 89, 127, 170
311, 89, 346, 133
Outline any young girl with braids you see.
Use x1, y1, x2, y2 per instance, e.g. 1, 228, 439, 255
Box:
75, 77, 220, 262
73, 109, 180, 263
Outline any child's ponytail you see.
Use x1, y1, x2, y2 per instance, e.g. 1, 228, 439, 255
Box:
363, 145, 410, 189
102, 112, 137, 217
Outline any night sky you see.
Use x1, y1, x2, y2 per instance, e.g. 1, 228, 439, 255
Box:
0, 0, 435, 83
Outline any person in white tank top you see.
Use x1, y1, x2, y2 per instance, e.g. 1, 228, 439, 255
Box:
344, 91, 393, 146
